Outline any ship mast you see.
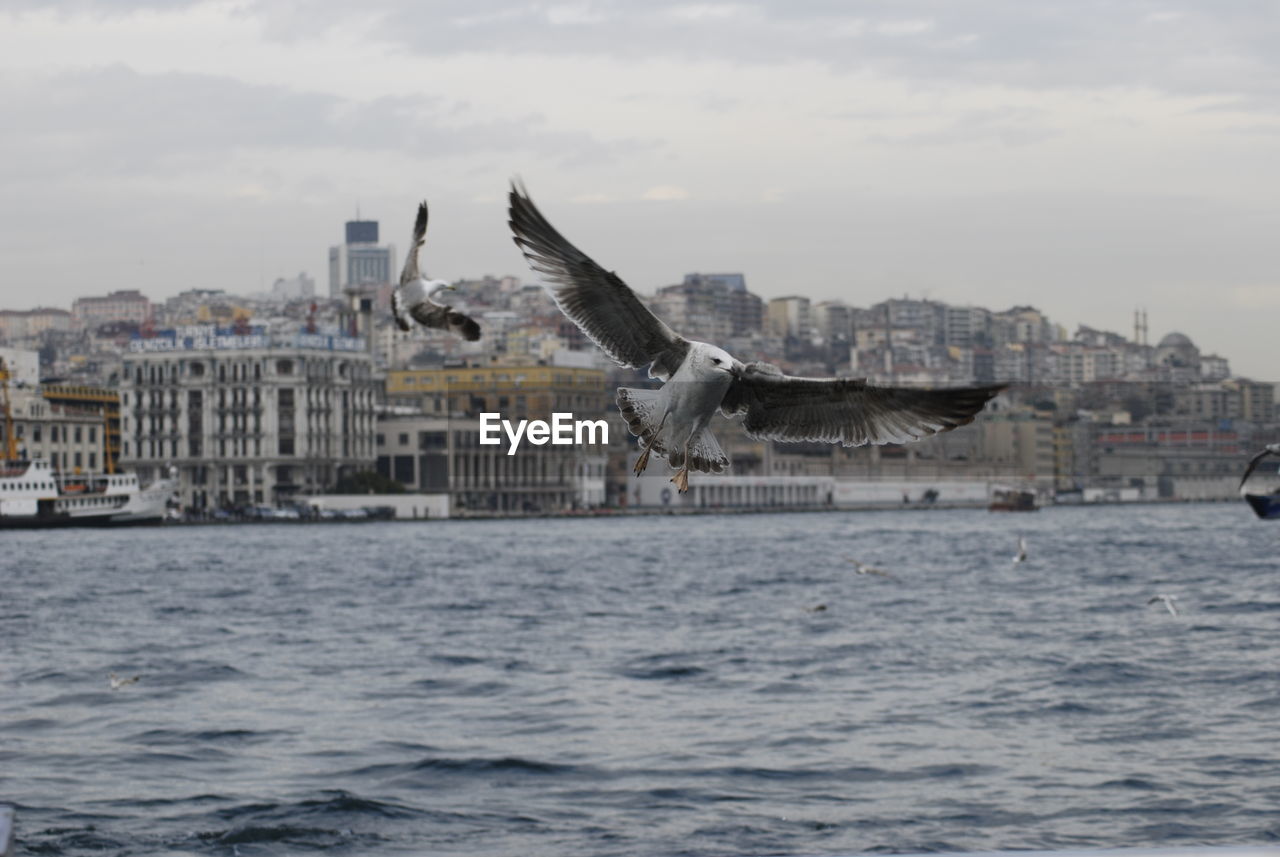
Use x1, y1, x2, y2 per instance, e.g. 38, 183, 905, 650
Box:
0, 358, 16, 461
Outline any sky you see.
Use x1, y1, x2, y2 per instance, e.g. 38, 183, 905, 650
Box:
2, 1, 1279, 378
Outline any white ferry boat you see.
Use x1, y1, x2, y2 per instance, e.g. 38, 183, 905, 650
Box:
0, 458, 177, 528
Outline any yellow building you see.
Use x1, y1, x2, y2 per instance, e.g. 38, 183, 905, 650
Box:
41, 385, 122, 472
386, 364, 609, 420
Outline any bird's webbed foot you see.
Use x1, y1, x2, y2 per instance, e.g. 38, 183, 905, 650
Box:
671, 468, 690, 493
634, 447, 652, 475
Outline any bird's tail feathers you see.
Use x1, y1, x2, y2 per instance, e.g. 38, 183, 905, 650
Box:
617, 387, 729, 474
669, 427, 729, 474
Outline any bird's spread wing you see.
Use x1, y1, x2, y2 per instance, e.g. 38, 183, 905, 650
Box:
399, 201, 428, 286
1238, 448, 1275, 491
720, 363, 1004, 446
407, 294, 482, 342
393, 202, 430, 332
508, 182, 690, 380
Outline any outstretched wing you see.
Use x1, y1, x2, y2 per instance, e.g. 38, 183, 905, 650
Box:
508, 181, 690, 380
720, 363, 1004, 446
407, 296, 482, 342
399, 201, 428, 286
1238, 448, 1275, 491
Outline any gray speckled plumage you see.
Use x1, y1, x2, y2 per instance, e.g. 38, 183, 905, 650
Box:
507, 182, 1004, 488
391, 201, 481, 342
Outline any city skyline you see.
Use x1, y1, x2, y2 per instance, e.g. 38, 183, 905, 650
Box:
3, 2, 1279, 379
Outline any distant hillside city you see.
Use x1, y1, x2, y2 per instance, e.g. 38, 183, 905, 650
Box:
0, 214, 1275, 516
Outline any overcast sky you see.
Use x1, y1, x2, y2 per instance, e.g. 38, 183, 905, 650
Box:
2, 1, 1279, 377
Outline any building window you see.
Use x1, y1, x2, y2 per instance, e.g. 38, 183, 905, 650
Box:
277, 360, 294, 375
398, 433, 409, 446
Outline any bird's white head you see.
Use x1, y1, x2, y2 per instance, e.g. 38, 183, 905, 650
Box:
702, 345, 738, 377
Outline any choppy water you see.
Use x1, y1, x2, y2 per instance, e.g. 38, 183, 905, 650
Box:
3, 504, 1280, 856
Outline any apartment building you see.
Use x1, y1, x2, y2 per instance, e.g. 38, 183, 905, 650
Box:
118, 325, 378, 511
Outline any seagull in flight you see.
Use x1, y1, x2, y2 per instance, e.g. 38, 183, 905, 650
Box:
109, 672, 140, 690
1238, 442, 1280, 491
508, 182, 1005, 492
845, 557, 896, 579
1147, 594, 1180, 617
1012, 537, 1028, 564
391, 201, 481, 341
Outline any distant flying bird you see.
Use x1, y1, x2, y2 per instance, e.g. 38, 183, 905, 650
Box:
1147, 594, 1180, 617
108, 672, 140, 690
391, 201, 482, 341
1012, 537, 1028, 564
845, 557, 896, 579
508, 182, 1005, 492
1238, 442, 1280, 491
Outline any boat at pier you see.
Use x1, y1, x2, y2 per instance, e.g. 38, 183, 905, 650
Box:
0, 458, 176, 528
989, 484, 1040, 512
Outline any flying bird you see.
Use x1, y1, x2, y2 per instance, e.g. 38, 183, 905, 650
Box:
391, 201, 482, 341
1012, 537, 1028, 564
1147, 594, 1180, 617
1238, 442, 1280, 491
108, 672, 140, 690
845, 558, 896, 579
508, 182, 1006, 492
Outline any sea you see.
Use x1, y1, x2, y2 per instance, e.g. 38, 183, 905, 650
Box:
2, 503, 1279, 857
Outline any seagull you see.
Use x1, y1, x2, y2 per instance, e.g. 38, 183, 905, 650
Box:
845, 557, 896, 579
508, 182, 1006, 492
108, 672, 140, 690
1012, 537, 1028, 564
391, 201, 481, 341
1238, 442, 1280, 491
1147, 594, 1180, 617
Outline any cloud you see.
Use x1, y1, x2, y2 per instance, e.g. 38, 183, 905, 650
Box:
0, 64, 644, 185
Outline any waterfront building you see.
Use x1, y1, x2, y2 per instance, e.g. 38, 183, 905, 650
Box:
41, 384, 122, 472
376, 411, 607, 513
2, 385, 105, 472
118, 325, 378, 511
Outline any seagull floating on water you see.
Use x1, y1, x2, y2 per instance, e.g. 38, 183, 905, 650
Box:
508, 182, 1005, 492
1147, 594, 1180, 617
1238, 442, 1280, 491
1012, 537, 1028, 564
391, 201, 481, 341
845, 557, 896, 579
108, 672, 140, 690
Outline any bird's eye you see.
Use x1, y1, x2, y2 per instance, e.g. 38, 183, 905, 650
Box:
712, 358, 721, 365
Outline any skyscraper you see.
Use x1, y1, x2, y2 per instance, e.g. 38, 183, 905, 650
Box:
328, 217, 396, 298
